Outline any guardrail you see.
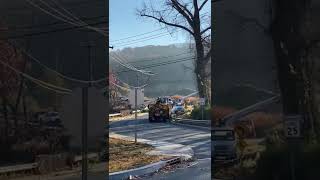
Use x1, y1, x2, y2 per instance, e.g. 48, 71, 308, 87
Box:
0, 153, 100, 176
170, 118, 211, 130
174, 118, 210, 122
173, 118, 211, 125
73, 153, 99, 163
109, 113, 122, 117
0, 163, 38, 174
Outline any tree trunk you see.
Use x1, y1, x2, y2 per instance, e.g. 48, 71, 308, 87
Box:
270, 0, 320, 140
302, 1, 320, 139
194, 19, 209, 103
22, 93, 27, 124
13, 79, 24, 130
2, 96, 9, 144
271, 0, 307, 114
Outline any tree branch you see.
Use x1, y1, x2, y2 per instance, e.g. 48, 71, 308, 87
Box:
170, 0, 194, 27
201, 26, 211, 34
199, 0, 209, 11
172, 0, 193, 19
140, 13, 194, 35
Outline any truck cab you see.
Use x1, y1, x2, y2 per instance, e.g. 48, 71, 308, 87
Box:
212, 127, 239, 164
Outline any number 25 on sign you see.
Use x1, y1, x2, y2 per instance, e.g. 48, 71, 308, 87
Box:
284, 116, 301, 138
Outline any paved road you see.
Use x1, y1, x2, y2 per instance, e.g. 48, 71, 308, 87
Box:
110, 117, 211, 179
143, 158, 211, 180
13, 171, 106, 180
61, 172, 106, 180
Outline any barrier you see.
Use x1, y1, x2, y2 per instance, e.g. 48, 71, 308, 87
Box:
0, 163, 38, 174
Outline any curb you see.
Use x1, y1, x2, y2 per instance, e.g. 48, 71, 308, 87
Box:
109, 133, 194, 179
170, 120, 211, 131
109, 160, 166, 180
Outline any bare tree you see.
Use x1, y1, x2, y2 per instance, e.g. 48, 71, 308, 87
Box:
226, 0, 320, 140
137, 0, 211, 103
0, 40, 25, 142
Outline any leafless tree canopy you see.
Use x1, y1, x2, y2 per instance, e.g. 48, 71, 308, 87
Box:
137, 0, 211, 101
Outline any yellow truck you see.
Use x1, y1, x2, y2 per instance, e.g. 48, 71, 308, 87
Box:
148, 97, 172, 122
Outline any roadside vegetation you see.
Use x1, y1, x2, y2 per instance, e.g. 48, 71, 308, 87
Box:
109, 138, 168, 173
190, 105, 211, 120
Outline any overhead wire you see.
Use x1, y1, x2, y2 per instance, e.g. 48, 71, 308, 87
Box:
6, 41, 107, 84
0, 54, 72, 94
110, 51, 193, 65
114, 75, 151, 89
46, 0, 108, 33
111, 25, 210, 48
25, 0, 107, 36
112, 32, 170, 46
109, 80, 130, 91
109, 15, 211, 48
111, 52, 154, 75
110, 28, 166, 43
115, 56, 195, 74
110, 54, 155, 76
0, 15, 107, 32
1, 21, 107, 40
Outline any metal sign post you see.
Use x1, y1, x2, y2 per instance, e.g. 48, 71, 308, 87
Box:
200, 98, 205, 120
284, 115, 302, 180
134, 87, 138, 143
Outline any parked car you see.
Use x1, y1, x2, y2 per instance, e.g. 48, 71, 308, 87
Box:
171, 105, 185, 114
212, 127, 239, 164
45, 111, 61, 122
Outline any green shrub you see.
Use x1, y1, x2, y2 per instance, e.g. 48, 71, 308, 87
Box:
254, 141, 320, 180
140, 109, 149, 113
191, 106, 211, 120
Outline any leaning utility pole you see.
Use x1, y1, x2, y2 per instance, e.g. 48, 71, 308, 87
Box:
80, 41, 94, 180
54, 49, 59, 111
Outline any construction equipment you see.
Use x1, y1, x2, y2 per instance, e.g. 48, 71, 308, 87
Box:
148, 97, 172, 122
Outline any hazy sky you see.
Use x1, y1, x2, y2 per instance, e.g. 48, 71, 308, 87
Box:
110, 0, 210, 50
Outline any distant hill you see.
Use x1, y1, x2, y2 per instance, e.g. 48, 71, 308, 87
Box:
110, 44, 197, 97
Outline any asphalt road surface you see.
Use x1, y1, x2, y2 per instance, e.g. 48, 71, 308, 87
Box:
110, 116, 211, 179
59, 172, 106, 180
143, 158, 211, 180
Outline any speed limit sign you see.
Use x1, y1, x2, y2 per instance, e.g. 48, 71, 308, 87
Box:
199, 98, 205, 106
284, 115, 301, 138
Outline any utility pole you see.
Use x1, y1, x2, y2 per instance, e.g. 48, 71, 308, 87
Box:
201, 102, 204, 120
80, 41, 94, 180
134, 73, 139, 143
54, 49, 59, 111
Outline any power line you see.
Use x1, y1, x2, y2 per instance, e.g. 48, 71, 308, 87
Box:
41, 0, 108, 35
1, 21, 107, 40
110, 53, 155, 76
6, 40, 107, 84
112, 25, 209, 48
110, 80, 130, 91
0, 15, 107, 32
114, 33, 171, 48
115, 57, 194, 74
109, 18, 210, 48
110, 28, 166, 43
114, 74, 151, 89
25, 0, 107, 36
111, 52, 154, 75
0, 55, 72, 94
110, 51, 193, 65
1, 0, 105, 12
113, 32, 169, 46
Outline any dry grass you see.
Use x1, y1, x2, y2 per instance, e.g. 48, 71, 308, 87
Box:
109, 113, 148, 121
109, 138, 168, 173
